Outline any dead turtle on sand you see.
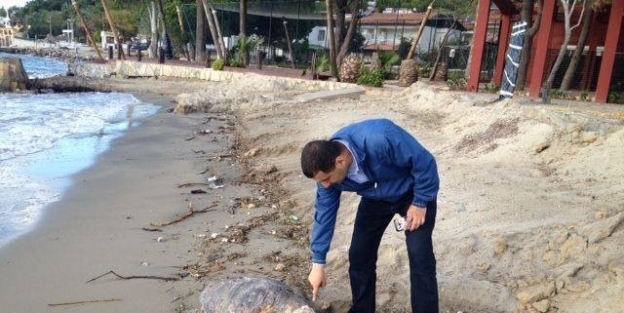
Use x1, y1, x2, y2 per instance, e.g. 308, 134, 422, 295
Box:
199, 277, 316, 313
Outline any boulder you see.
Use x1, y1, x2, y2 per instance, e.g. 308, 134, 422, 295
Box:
0, 57, 29, 92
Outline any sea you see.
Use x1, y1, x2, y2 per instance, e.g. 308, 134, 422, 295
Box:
0, 53, 160, 248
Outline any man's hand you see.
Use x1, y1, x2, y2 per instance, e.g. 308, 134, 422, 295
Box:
308, 264, 327, 301
405, 204, 427, 231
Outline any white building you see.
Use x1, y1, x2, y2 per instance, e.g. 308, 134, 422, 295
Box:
308, 11, 465, 55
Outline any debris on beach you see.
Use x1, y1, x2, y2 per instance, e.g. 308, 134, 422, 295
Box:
199, 277, 315, 313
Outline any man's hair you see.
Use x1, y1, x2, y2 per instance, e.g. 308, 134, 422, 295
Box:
301, 140, 342, 178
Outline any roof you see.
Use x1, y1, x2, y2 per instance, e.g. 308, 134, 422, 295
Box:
356, 12, 467, 31
363, 43, 397, 51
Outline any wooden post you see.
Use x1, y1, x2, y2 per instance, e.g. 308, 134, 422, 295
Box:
528, 0, 556, 98
595, 1, 624, 103
493, 14, 511, 85
406, 0, 435, 60
201, 0, 222, 59
101, 0, 125, 60
71, 0, 104, 62
467, 0, 491, 92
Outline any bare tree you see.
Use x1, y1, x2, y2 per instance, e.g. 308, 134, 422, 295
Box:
516, 0, 543, 91
559, 1, 594, 91
336, 0, 362, 67
542, 0, 587, 103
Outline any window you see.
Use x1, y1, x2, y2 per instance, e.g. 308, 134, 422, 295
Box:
317, 29, 326, 41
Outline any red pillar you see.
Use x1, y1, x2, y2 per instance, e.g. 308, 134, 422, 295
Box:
528, 0, 557, 98
493, 14, 512, 85
595, 2, 624, 103
468, 0, 492, 92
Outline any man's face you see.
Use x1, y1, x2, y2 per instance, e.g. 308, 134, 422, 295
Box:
312, 155, 349, 189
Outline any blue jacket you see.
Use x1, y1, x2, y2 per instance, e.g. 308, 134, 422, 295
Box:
311, 119, 439, 264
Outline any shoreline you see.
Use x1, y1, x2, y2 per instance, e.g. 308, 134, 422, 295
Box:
0, 81, 311, 313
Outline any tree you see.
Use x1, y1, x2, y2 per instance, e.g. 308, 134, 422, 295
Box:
240, 0, 248, 65
195, 0, 206, 62
559, 0, 594, 91
516, 0, 543, 91
542, 0, 587, 103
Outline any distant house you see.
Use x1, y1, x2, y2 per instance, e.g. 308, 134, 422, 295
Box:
307, 10, 466, 55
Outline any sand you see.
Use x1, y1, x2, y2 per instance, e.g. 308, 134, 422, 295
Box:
0, 70, 623, 313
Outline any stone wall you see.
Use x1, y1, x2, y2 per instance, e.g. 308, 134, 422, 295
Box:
71, 61, 353, 91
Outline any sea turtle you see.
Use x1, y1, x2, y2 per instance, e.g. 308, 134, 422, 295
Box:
199, 277, 316, 313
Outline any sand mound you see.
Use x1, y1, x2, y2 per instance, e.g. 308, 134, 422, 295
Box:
183, 77, 623, 313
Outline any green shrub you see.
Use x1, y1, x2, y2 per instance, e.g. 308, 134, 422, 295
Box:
357, 69, 385, 87
212, 58, 225, 71
229, 59, 245, 68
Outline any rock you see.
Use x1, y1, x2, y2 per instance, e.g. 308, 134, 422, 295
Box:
532, 299, 550, 313
580, 213, 623, 244
516, 282, 555, 304
199, 277, 315, 313
0, 57, 29, 91
493, 238, 507, 256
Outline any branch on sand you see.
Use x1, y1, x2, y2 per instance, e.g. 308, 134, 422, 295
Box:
149, 202, 218, 227
86, 270, 180, 283
48, 298, 122, 306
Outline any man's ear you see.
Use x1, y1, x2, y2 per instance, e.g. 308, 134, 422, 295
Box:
334, 153, 346, 168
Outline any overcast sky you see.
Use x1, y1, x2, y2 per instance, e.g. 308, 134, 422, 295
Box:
3, 0, 29, 9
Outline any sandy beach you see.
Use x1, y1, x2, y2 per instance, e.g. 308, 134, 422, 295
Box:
0, 65, 623, 313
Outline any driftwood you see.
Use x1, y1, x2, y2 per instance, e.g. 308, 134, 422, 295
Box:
149, 202, 218, 227
178, 182, 211, 188
48, 298, 122, 306
86, 270, 179, 283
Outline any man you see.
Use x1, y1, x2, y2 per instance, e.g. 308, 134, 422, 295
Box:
300, 118, 439, 313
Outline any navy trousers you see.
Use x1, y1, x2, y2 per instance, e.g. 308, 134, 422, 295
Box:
348, 195, 438, 313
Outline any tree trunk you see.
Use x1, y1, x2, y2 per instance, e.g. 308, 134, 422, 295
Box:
283, 19, 295, 69
334, 0, 347, 54
201, 0, 223, 59
337, 0, 362, 67
195, 0, 205, 62
101, 0, 125, 60
148, 1, 158, 59
559, 4, 593, 91
211, 8, 227, 60
240, 0, 248, 65
325, 0, 338, 78
516, 0, 543, 91
156, 0, 173, 60
542, 0, 587, 103
407, 0, 435, 60
176, 5, 190, 61
430, 21, 458, 81
70, 0, 104, 61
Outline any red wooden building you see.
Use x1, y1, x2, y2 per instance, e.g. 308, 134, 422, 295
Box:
468, 0, 624, 103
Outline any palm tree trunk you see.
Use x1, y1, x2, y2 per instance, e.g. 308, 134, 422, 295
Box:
201, 0, 222, 59
101, 0, 125, 60
70, 0, 104, 61
406, 0, 435, 60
